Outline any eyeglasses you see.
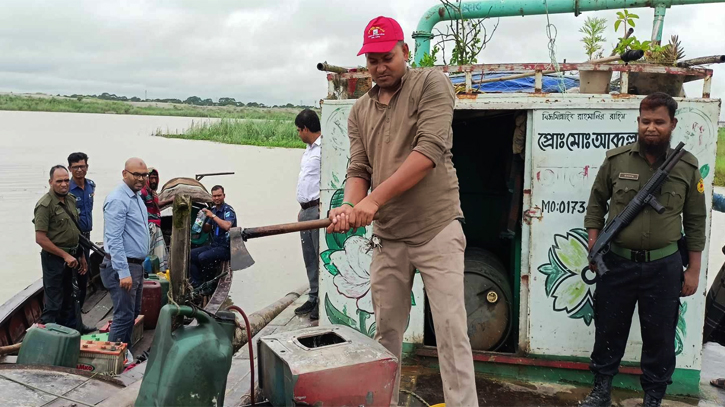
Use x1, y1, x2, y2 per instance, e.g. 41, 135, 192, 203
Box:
126, 171, 149, 179
70, 165, 88, 171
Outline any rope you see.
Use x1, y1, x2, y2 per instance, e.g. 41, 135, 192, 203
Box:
0, 373, 95, 407
543, 0, 568, 93
400, 389, 431, 407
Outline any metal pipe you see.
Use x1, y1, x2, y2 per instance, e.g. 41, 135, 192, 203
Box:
676, 55, 725, 67
474, 50, 643, 86
651, 3, 668, 43
413, 0, 725, 64
317, 62, 351, 74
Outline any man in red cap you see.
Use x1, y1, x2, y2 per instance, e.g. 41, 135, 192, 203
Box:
328, 16, 478, 406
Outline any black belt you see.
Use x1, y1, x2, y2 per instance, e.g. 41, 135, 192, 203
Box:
55, 247, 79, 256
43, 247, 79, 256
300, 199, 319, 210
127, 257, 144, 265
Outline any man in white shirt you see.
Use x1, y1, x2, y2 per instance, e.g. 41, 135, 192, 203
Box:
294, 109, 322, 320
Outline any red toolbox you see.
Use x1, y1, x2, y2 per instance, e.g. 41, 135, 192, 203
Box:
258, 325, 398, 407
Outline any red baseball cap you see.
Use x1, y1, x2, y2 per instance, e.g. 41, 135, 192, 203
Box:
357, 16, 405, 56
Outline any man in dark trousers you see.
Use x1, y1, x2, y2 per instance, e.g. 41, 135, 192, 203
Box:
582, 92, 706, 407
293, 109, 322, 320
189, 185, 237, 287
67, 152, 96, 333
33, 165, 88, 329
101, 158, 150, 350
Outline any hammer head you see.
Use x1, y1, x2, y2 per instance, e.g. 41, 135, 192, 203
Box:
229, 227, 255, 271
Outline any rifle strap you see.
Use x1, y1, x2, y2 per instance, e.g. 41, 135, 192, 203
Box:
59, 201, 84, 235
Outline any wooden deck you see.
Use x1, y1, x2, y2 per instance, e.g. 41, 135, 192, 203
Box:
0, 263, 234, 406
0, 287, 157, 406
0, 364, 126, 407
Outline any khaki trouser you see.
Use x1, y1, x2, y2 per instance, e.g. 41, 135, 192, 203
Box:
370, 220, 478, 406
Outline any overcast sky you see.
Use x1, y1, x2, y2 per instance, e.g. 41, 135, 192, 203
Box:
1, 0, 724, 115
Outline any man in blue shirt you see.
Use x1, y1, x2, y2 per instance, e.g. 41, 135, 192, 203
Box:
713, 192, 725, 213
67, 152, 96, 334
101, 158, 150, 347
189, 185, 237, 287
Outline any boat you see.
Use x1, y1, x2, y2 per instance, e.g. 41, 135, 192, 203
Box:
3, 0, 725, 404
0, 176, 244, 404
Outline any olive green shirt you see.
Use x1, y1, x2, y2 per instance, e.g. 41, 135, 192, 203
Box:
585, 142, 706, 252
33, 190, 80, 251
347, 68, 463, 245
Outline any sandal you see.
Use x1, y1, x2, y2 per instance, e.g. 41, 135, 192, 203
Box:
710, 378, 725, 389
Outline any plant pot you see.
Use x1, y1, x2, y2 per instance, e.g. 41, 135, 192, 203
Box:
628, 72, 685, 96
579, 69, 613, 94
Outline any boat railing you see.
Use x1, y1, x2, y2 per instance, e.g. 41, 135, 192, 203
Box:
318, 61, 715, 100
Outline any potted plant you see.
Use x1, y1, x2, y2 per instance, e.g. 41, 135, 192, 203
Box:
578, 16, 612, 94
626, 35, 686, 95
610, 10, 687, 95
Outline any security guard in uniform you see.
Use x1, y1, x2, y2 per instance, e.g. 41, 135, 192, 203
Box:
68, 152, 96, 334
582, 92, 706, 407
33, 165, 87, 330
189, 185, 237, 287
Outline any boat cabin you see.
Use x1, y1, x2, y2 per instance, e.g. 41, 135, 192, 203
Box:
318, 61, 721, 396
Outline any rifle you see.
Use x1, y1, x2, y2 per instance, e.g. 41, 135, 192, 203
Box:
588, 141, 687, 276
79, 233, 107, 258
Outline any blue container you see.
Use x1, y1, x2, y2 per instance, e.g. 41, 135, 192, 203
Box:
143, 255, 160, 275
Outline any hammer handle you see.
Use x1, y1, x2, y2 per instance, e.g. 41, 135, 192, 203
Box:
243, 218, 333, 240
243, 213, 379, 240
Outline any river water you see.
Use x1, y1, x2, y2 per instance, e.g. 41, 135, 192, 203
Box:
1, 110, 724, 313
0, 111, 309, 312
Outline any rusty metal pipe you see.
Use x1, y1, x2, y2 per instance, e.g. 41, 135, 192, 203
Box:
475, 50, 644, 86
229, 285, 307, 346
676, 55, 725, 67
317, 62, 349, 74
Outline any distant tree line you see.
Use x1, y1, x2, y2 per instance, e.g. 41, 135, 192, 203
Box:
63, 92, 316, 109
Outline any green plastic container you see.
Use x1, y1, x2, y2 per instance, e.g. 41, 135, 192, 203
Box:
17, 323, 80, 368
146, 274, 169, 307
135, 305, 236, 407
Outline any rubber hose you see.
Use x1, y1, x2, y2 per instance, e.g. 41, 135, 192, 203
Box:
226, 305, 254, 406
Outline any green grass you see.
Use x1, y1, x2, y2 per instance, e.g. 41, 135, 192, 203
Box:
157, 118, 305, 149
0, 94, 299, 120
716, 127, 725, 187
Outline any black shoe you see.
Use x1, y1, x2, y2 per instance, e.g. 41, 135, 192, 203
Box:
580, 375, 612, 407
295, 300, 317, 315
81, 324, 97, 334
310, 303, 319, 320
643, 393, 662, 407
